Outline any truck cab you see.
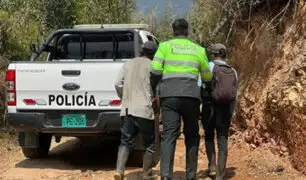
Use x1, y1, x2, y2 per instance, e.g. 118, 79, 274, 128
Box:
6, 24, 160, 165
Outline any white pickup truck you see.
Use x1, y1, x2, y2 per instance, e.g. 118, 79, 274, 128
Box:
6, 24, 160, 165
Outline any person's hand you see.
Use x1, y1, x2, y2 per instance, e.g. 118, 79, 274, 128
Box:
201, 102, 213, 122
152, 98, 159, 113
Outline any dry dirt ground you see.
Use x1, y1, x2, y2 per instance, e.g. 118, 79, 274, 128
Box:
0, 135, 305, 180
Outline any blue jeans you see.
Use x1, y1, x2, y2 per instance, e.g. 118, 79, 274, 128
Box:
120, 115, 156, 153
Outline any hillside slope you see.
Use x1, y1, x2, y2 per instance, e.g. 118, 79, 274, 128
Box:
232, 3, 306, 174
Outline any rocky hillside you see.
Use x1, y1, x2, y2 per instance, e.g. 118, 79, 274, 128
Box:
232, 2, 306, 174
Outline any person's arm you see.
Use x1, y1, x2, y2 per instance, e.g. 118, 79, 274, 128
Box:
150, 42, 166, 96
200, 48, 213, 91
114, 65, 125, 99
233, 67, 239, 101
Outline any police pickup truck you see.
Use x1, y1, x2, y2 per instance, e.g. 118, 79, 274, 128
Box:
6, 24, 160, 165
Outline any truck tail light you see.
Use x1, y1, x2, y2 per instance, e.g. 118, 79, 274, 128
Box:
6, 70, 16, 106
23, 99, 36, 105
99, 99, 121, 106
110, 100, 121, 106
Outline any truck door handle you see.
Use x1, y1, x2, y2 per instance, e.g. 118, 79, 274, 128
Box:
62, 70, 81, 76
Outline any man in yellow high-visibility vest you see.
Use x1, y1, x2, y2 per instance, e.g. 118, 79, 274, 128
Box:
150, 18, 212, 180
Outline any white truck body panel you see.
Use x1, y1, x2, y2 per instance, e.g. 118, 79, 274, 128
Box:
73, 24, 149, 30
14, 61, 124, 110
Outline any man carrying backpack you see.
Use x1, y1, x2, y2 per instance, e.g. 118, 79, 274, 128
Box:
201, 43, 238, 180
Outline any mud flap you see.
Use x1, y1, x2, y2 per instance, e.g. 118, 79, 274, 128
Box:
18, 132, 39, 148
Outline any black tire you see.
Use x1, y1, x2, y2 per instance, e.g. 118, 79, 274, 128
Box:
21, 133, 52, 159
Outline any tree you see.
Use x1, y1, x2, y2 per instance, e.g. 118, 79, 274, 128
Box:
155, 0, 175, 41
75, 0, 135, 24
188, 0, 225, 46
34, 0, 77, 31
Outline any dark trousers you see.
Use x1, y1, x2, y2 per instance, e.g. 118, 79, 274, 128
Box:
160, 97, 200, 179
202, 102, 235, 140
120, 115, 156, 153
201, 101, 235, 168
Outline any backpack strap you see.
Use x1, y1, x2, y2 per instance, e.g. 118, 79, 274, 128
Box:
212, 61, 231, 68
212, 61, 237, 84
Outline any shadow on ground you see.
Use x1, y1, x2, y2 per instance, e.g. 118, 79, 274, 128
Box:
126, 167, 236, 180
126, 170, 186, 180
15, 138, 139, 172
198, 167, 237, 179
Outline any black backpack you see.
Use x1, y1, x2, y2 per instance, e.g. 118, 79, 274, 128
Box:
211, 62, 238, 104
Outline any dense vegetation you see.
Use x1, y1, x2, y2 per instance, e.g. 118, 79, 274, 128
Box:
0, 0, 233, 62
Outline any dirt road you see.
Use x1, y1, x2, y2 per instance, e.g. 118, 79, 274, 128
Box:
0, 135, 304, 180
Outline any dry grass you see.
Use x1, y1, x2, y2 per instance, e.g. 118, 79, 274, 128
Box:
0, 72, 7, 128
0, 132, 17, 150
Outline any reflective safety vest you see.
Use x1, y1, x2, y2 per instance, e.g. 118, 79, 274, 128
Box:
151, 37, 212, 99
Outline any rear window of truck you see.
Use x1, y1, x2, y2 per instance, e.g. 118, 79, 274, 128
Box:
54, 32, 135, 60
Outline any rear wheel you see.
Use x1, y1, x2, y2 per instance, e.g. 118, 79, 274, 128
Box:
21, 133, 52, 159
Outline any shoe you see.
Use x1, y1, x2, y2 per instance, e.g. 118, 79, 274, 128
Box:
142, 151, 158, 180
114, 172, 124, 180
216, 136, 228, 180
205, 139, 217, 177
114, 146, 130, 180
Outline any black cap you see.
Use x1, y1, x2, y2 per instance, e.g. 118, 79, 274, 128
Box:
142, 41, 157, 53
172, 18, 189, 31
142, 41, 157, 51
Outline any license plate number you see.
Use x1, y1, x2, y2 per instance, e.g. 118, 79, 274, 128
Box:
62, 114, 87, 128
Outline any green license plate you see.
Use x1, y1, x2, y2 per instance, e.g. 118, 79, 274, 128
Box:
62, 114, 87, 128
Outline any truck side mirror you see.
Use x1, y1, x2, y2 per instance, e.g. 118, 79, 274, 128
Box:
30, 43, 39, 53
